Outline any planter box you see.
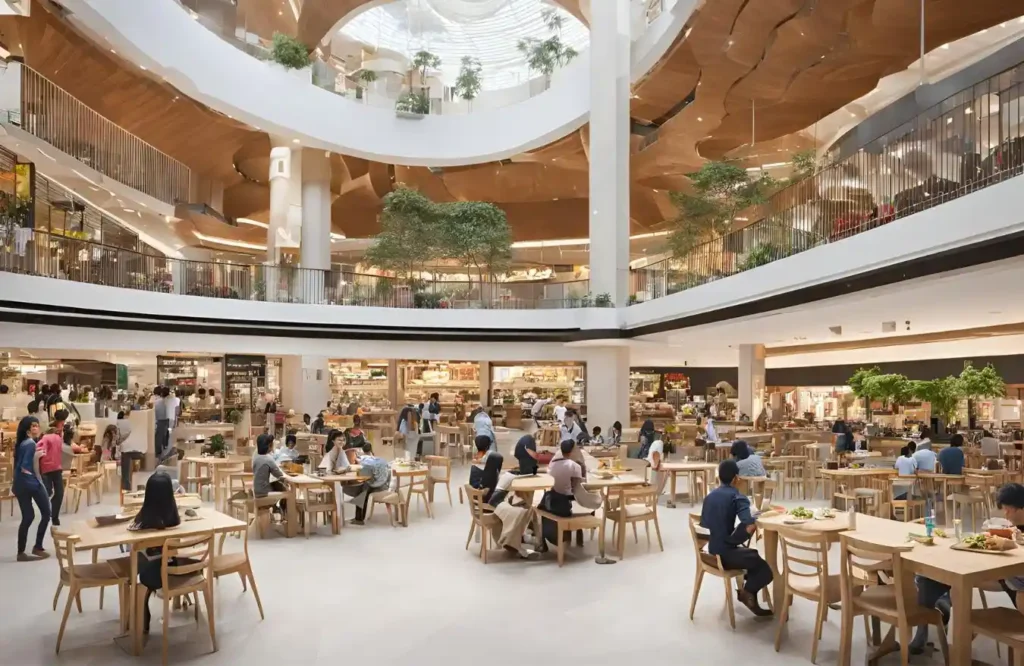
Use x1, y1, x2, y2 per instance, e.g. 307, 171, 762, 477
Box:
267, 61, 312, 83
395, 109, 426, 120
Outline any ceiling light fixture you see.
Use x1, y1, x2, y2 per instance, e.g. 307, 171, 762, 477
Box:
292, 139, 300, 144
236, 217, 269, 229
139, 65, 147, 70
192, 231, 267, 250
965, 107, 973, 115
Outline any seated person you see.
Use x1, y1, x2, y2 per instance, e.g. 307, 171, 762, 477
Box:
252, 433, 288, 512
559, 410, 584, 444
343, 442, 391, 525
912, 433, 937, 472
980, 429, 1002, 458
129, 472, 182, 633
608, 421, 623, 445
469, 435, 493, 489
699, 459, 773, 616
274, 434, 300, 463
324, 429, 344, 455
909, 483, 1024, 653
937, 433, 965, 474
731, 439, 766, 477
537, 440, 603, 549
301, 413, 312, 433
590, 426, 605, 445
344, 416, 367, 449
893, 443, 918, 499
311, 411, 326, 435
513, 434, 539, 475
319, 436, 352, 473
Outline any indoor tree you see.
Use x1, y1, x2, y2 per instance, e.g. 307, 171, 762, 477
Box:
848, 366, 881, 419
959, 362, 1006, 428
667, 161, 776, 261
363, 187, 441, 286
412, 50, 441, 95
912, 376, 965, 433
453, 56, 483, 108
437, 200, 512, 306
356, 69, 378, 98
270, 32, 309, 70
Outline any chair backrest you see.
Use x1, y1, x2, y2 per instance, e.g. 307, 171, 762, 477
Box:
679, 445, 703, 459
464, 484, 490, 520
51, 529, 79, 582
424, 455, 450, 481
839, 533, 912, 614
228, 472, 253, 496
777, 526, 828, 592
162, 532, 214, 586
687, 512, 723, 571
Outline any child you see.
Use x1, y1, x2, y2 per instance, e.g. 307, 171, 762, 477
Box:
590, 426, 605, 445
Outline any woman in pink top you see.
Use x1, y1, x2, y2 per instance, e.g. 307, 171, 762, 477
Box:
36, 409, 79, 526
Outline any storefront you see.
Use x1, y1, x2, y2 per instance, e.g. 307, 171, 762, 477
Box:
400, 360, 481, 406
157, 354, 281, 424
329, 359, 390, 409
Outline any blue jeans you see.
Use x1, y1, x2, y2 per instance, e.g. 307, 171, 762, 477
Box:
14, 481, 51, 553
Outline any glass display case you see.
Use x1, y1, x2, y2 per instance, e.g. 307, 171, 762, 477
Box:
329, 359, 391, 409
491, 363, 586, 408
401, 360, 480, 405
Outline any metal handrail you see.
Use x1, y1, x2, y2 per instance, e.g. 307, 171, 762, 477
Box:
0, 228, 593, 310
631, 58, 1024, 304
14, 66, 191, 205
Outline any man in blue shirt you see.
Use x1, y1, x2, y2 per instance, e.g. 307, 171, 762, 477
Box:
936, 433, 965, 474
700, 459, 773, 616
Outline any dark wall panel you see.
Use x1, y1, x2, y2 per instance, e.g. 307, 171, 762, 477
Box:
766, 353, 1024, 387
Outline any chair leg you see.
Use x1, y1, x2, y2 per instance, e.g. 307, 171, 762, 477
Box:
480, 526, 489, 564
556, 525, 565, 567
653, 514, 664, 551
774, 591, 791, 652
203, 587, 217, 653
162, 594, 171, 666
446, 483, 452, 507
632, 522, 639, 544
53, 582, 63, 610
644, 520, 651, 547
811, 598, 827, 664
75, 591, 83, 613
897, 622, 911, 666
465, 520, 476, 550
247, 568, 265, 620
55, 584, 76, 654
935, 621, 949, 666
724, 576, 737, 629
688, 568, 704, 620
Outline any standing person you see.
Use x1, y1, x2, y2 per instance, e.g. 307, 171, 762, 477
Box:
473, 406, 497, 453
263, 394, 278, 437
397, 404, 420, 459
530, 394, 552, 428
700, 459, 773, 616
421, 393, 441, 434
647, 434, 668, 503
12, 415, 50, 561
120, 410, 148, 492
553, 396, 568, 423
36, 409, 77, 526
153, 386, 169, 460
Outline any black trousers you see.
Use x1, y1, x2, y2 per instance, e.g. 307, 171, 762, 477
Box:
121, 451, 144, 491
718, 547, 773, 595
42, 470, 65, 525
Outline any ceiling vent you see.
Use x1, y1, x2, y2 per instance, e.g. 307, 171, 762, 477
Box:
882, 321, 896, 333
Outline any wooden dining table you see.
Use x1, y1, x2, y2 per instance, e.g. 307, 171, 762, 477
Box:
837, 513, 1024, 666
63, 508, 246, 656
660, 461, 717, 507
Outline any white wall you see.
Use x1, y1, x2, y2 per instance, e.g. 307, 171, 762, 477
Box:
64, 0, 695, 167
624, 173, 1024, 330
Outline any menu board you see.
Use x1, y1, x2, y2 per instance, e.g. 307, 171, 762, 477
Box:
223, 355, 267, 412
157, 356, 201, 395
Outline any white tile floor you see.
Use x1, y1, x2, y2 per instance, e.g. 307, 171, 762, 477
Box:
0, 463, 1008, 665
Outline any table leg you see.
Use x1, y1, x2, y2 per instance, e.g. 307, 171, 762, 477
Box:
670, 471, 677, 506
130, 550, 140, 656
397, 476, 409, 527
595, 487, 616, 565
763, 529, 781, 612
285, 485, 298, 538
303, 488, 311, 539
949, 580, 973, 665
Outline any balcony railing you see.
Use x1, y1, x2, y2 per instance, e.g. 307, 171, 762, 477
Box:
12, 66, 191, 205
0, 229, 592, 310
630, 58, 1024, 304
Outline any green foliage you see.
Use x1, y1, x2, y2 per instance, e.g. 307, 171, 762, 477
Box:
911, 377, 963, 426
594, 293, 613, 307
737, 244, 778, 271
270, 32, 309, 70
357, 69, 378, 84
541, 7, 565, 34
790, 150, 817, 181
959, 363, 1006, 400
395, 91, 431, 114
225, 409, 242, 425
412, 50, 441, 86
364, 188, 438, 280
516, 36, 578, 77
454, 56, 483, 101
209, 434, 227, 456
848, 366, 881, 402
667, 161, 775, 259
437, 200, 512, 283
413, 291, 444, 309
868, 374, 915, 408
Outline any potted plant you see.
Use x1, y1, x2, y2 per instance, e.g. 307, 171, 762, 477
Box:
208, 433, 228, 458
395, 91, 430, 117
594, 293, 613, 307
356, 69, 378, 100
268, 32, 311, 81
226, 409, 243, 425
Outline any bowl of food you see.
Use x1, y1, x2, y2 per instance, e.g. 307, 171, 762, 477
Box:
784, 507, 814, 524
988, 527, 1015, 539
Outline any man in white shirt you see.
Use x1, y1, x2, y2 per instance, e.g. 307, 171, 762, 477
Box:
646, 437, 669, 504
559, 411, 583, 443
553, 396, 568, 423
166, 389, 181, 429
530, 395, 552, 426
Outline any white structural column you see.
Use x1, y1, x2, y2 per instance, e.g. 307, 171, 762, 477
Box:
738, 344, 766, 420
585, 347, 630, 432
300, 148, 332, 303
267, 138, 303, 301
588, 0, 631, 306
280, 355, 330, 418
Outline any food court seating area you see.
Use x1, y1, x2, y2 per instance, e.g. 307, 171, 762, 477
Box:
0, 425, 1020, 665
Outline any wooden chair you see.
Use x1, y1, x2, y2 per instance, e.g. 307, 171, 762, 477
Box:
297, 483, 340, 536
0, 465, 15, 520
971, 607, 1024, 664
687, 513, 771, 629
367, 488, 404, 526
136, 532, 217, 664
423, 455, 453, 506
52, 530, 130, 653
213, 463, 244, 511
838, 532, 949, 666
464, 484, 501, 563
226, 475, 283, 539
214, 528, 264, 620
405, 475, 434, 519
536, 508, 602, 567
773, 526, 841, 663
889, 478, 925, 522
603, 487, 663, 558
780, 458, 807, 500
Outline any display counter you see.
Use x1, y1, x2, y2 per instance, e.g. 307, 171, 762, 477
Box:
491, 362, 585, 406
401, 360, 480, 405
329, 359, 390, 409
172, 423, 235, 448
128, 409, 156, 472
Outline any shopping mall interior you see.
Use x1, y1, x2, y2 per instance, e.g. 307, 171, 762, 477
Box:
4, 0, 1024, 663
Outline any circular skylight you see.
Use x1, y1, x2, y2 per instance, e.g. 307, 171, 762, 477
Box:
339, 0, 589, 90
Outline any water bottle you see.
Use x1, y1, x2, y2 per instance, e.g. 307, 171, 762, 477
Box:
847, 503, 857, 530
925, 511, 935, 538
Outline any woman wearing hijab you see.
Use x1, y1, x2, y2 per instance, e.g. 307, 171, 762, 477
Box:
636, 419, 657, 459
12, 415, 50, 560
